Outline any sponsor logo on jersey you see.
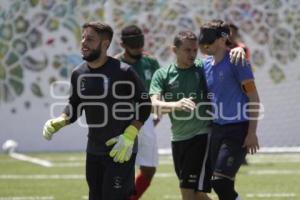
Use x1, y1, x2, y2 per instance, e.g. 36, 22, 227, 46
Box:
144, 69, 152, 80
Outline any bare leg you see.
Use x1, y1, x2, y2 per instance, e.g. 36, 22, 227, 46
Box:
195, 192, 213, 200
181, 188, 196, 200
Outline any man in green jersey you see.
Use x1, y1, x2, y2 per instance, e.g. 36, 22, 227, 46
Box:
150, 30, 212, 200
115, 25, 160, 200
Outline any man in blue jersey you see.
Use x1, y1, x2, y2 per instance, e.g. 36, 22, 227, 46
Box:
199, 19, 260, 200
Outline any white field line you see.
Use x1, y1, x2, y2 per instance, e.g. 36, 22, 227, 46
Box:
160, 154, 300, 165
163, 193, 297, 199
40, 154, 300, 166
3, 152, 300, 167
6, 155, 299, 167
155, 173, 175, 178
159, 147, 300, 154
41, 156, 85, 162
0, 173, 175, 180
1, 169, 299, 180
163, 194, 218, 200
163, 195, 181, 199
0, 197, 54, 200
53, 162, 84, 167
9, 153, 53, 167
0, 174, 84, 180
258, 147, 300, 153
248, 169, 300, 175
246, 193, 297, 198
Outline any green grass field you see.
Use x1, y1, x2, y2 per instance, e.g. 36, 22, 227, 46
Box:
0, 152, 299, 200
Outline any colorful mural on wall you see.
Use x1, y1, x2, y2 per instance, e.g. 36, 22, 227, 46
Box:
1, 0, 299, 110
111, 0, 300, 84
0, 0, 106, 112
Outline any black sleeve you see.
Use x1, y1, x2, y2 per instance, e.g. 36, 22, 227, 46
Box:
125, 65, 152, 124
63, 70, 82, 124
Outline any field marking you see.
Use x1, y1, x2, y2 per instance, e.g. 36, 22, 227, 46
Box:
159, 147, 300, 154
163, 195, 180, 199
0, 174, 84, 180
248, 169, 300, 175
53, 162, 84, 167
9, 153, 53, 167
0, 197, 53, 200
247, 193, 296, 198
0, 173, 175, 180
1, 169, 299, 181
164, 194, 218, 199
155, 173, 175, 178
159, 154, 300, 165
163, 193, 297, 199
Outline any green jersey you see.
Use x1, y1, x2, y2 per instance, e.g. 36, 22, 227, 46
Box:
123, 55, 160, 92
149, 59, 211, 141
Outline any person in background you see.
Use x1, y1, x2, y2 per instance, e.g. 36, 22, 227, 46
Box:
114, 25, 160, 200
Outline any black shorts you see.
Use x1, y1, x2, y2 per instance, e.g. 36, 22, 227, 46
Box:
171, 134, 212, 192
86, 152, 136, 200
211, 122, 248, 178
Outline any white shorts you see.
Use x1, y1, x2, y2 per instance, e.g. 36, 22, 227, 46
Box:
135, 116, 159, 167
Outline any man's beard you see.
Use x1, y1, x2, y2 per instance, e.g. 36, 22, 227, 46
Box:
82, 43, 102, 62
127, 50, 142, 60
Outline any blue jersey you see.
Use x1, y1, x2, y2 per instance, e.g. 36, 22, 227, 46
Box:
204, 52, 254, 125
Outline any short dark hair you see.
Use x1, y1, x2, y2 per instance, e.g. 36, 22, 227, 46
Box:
121, 25, 143, 37
198, 19, 230, 45
121, 25, 144, 48
173, 31, 197, 47
82, 21, 113, 42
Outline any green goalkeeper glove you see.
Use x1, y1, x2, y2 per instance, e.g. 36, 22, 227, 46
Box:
105, 125, 138, 163
43, 116, 66, 140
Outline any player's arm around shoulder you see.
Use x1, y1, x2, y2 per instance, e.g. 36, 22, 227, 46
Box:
229, 47, 246, 66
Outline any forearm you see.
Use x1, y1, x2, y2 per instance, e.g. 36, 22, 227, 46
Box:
151, 99, 177, 114
247, 92, 260, 135
62, 101, 82, 124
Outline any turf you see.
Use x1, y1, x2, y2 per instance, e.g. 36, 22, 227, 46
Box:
0, 152, 299, 200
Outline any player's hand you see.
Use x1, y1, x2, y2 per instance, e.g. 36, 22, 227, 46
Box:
105, 125, 138, 163
230, 47, 246, 66
243, 132, 259, 154
175, 97, 196, 112
43, 116, 66, 140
